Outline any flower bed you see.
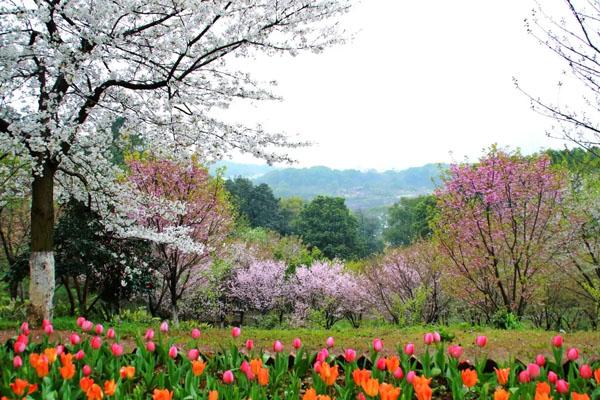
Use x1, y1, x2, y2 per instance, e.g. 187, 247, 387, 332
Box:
1, 318, 598, 399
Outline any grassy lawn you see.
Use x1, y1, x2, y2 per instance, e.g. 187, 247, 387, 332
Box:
2, 317, 599, 362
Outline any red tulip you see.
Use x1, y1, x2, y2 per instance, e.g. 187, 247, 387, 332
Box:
376, 358, 386, 371
13, 355, 22, 368
231, 326, 241, 338
475, 335, 487, 347
20, 322, 30, 336
42, 319, 51, 329
90, 336, 101, 350
81, 320, 93, 332
404, 342, 414, 356
168, 345, 178, 359
551, 335, 563, 347
43, 323, 54, 335
191, 328, 201, 340
373, 338, 383, 352
406, 371, 416, 384
357, 393, 366, 400
111, 343, 123, 357
535, 354, 545, 367
423, 333, 434, 345
70, 333, 81, 346
313, 361, 322, 373
393, 367, 404, 379
13, 340, 26, 354
293, 338, 302, 349
527, 363, 540, 379
344, 348, 356, 362
567, 347, 579, 361
94, 324, 104, 335
83, 365, 92, 376
106, 328, 115, 339
448, 345, 463, 359
433, 331, 441, 343
317, 348, 329, 362
548, 371, 558, 384
56, 345, 64, 355
556, 379, 569, 394
187, 349, 199, 361
75, 349, 85, 360
223, 370, 234, 384
146, 341, 156, 352
245, 339, 254, 351
518, 370, 530, 383
76, 316, 85, 327
580, 364, 592, 379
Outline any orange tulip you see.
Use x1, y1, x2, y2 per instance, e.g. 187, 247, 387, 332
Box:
494, 388, 510, 400
60, 353, 74, 365
86, 383, 104, 400
191, 359, 206, 377
319, 363, 339, 386
353, 368, 371, 386
44, 347, 57, 363
572, 394, 591, 400
494, 367, 510, 385
362, 378, 380, 397
595, 368, 600, 384
385, 356, 400, 373
250, 358, 263, 376
461, 369, 478, 388
535, 382, 551, 395
152, 389, 173, 400
80, 377, 95, 393
208, 390, 218, 400
535, 393, 551, 400
303, 388, 317, 400
60, 361, 76, 380
258, 367, 269, 386
10, 379, 37, 396
119, 365, 135, 380
379, 382, 401, 400
412, 376, 432, 400
103, 380, 116, 396
29, 353, 49, 377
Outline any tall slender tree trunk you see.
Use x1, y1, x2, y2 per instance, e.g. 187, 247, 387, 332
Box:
28, 163, 56, 322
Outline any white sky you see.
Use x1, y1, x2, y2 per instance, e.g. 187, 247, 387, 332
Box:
224, 0, 575, 171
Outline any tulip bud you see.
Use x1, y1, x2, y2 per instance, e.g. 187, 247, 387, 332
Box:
13, 340, 26, 354
448, 345, 463, 359
245, 339, 254, 351
168, 345, 178, 359
313, 361, 322, 373
404, 342, 415, 356
423, 333, 434, 345
580, 364, 592, 379
56, 345, 64, 355
231, 326, 241, 338
535, 354, 545, 367
75, 349, 85, 360
90, 336, 102, 350
191, 328, 201, 340
475, 335, 487, 347
393, 367, 404, 379
20, 322, 30, 336
527, 363, 540, 379
144, 328, 154, 341
223, 370, 234, 384
373, 338, 383, 352
240, 360, 251, 374
406, 371, 416, 384
326, 336, 335, 348
83, 365, 92, 376
81, 320, 93, 332
344, 348, 356, 363
43, 324, 54, 335
357, 393, 366, 400
106, 328, 115, 339
273, 340, 283, 353
518, 370, 530, 383
293, 338, 302, 349
13, 355, 22, 368
70, 333, 81, 346
95, 324, 104, 335
111, 343, 123, 357
551, 335, 563, 347
146, 341, 156, 352
160, 321, 169, 333
317, 348, 329, 362
548, 371, 558, 384
76, 316, 85, 327
42, 319, 51, 329
556, 379, 569, 394
376, 358, 386, 371
187, 348, 199, 361
567, 347, 579, 361
433, 331, 441, 343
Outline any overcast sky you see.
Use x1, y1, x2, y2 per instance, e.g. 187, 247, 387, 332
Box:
223, 0, 574, 171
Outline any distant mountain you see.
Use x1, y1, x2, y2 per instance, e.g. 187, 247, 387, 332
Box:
210, 161, 278, 179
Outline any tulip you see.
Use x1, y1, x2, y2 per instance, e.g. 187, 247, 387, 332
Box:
527, 363, 540, 379
273, 340, 283, 353
70, 333, 81, 346
94, 324, 104, 335
580, 364, 592, 379
475, 335, 487, 347
83, 365, 92, 376
240, 360, 250, 374
223, 370, 234, 384
160, 321, 169, 333
376, 358, 386, 371
191, 328, 201, 340
231, 326, 241, 338
313, 361, 322, 373
326, 336, 335, 348
293, 338, 302, 349
43, 324, 54, 335
433, 331, 441, 343
344, 348, 356, 363
146, 341, 156, 352
518, 370, 530, 383
42, 319, 51, 329
56, 345, 64, 355
317, 348, 329, 362
75, 350, 85, 360
393, 367, 404, 379
245, 339, 254, 351
448, 345, 463, 359
406, 371, 416, 384
168, 345, 178, 359
90, 336, 101, 350
13, 340, 26, 353
373, 338, 383, 352
111, 343, 123, 357
106, 328, 115, 339
187, 348, 199, 361
423, 333, 434, 345
548, 370, 558, 383
403, 342, 414, 356
76, 316, 85, 327
20, 322, 30, 336
551, 335, 563, 347
535, 354, 545, 366
357, 393, 366, 400
556, 379, 569, 393
567, 347, 579, 361
13, 355, 22, 368
144, 328, 154, 341
81, 320, 93, 332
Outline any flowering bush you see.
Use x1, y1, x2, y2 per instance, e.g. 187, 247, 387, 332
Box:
2, 318, 599, 399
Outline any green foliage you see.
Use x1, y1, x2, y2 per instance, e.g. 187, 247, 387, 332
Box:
353, 209, 384, 258
491, 309, 523, 330
383, 195, 437, 246
296, 196, 360, 260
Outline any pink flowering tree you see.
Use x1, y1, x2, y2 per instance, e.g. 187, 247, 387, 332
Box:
126, 157, 232, 323
434, 148, 570, 318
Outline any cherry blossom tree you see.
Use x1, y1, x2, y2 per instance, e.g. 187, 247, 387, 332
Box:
434, 148, 571, 318
126, 157, 233, 324
0, 0, 350, 320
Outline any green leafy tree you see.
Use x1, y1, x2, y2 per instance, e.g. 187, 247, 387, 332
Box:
383, 195, 437, 246
279, 196, 306, 235
354, 209, 384, 258
296, 196, 359, 260
225, 178, 284, 232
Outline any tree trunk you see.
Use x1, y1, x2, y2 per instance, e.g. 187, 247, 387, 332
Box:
28, 164, 56, 322
170, 302, 179, 326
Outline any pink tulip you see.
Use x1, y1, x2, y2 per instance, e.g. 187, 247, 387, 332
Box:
580, 364, 592, 379
16, 334, 28, 345
83, 365, 92, 376
111, 343, 123, 357
160, 321, 169, 333
187, 348, 199, 361
376, 358, 386, 371
433, 331, 441, 343
43, 323, 54, 335
231, 326, 241, 338
535, 354, 545, 367
423, 333, 434, 345
191, 328, 201, 340
56, 345, 64, 355
448, 345, 463, 359
551, 335, 563, 347
293, 338, 302, 349
326, 336, 335, 348
95, 324, 104, 335
168, 345, 178, 359
223, 370, 234, 384
144, 328, 155, 341
357, 393, 366, 400
106, 328, 115, 339
475, 335, 487, 347
393, 367, 404, 380
146, 341, 156, 352
75, 350, 85, 360
70, 333, 81, 345
42, 319, 51, 329
556, 379, 569, 394
406, 371, 416, 384
373, 338, 383, 352
518, 370, 530, 383
273, 340, 283, 353
13, 340, 26, 354
90, 336, 102, 350
240, 360, 251, 374
548, 371, 558, 384
344, 348, 356, 362
313, 361, 322, 373
245, 339, 254, 351
567, 347, 579, 361
13, 355, 22, 368
317, 348, 329, 362
20, 322, 30, 336
404, 342, 415, 356
76, 316, 85, 327
81, 320, 93, 332
527, 363, 540, 379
